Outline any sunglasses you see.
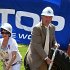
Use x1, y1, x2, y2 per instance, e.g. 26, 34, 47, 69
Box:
1, 31, 10, 34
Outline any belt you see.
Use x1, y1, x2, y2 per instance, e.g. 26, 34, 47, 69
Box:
12, 61, 22, 66
12, 62, 17, 66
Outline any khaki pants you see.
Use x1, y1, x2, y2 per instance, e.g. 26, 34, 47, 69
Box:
30, 62, 48, 70
38, 62, 48, 70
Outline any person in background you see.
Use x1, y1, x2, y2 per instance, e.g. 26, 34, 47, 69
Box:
67, 43, 70, 56
26, 7, 58, 70
0, 23, 22, 70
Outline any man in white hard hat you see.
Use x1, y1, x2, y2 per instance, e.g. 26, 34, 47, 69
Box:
25, 7, 58, 70
0, 23, 22, 70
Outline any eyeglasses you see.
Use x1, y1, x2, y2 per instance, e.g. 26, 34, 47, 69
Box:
1, 32, 10, 34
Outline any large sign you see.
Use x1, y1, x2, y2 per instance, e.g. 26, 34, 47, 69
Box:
0, 0, 70, 51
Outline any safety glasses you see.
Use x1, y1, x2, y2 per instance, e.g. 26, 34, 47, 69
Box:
1, 31, 10, 34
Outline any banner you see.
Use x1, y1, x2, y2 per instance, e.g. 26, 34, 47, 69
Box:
0, 0, 70, 51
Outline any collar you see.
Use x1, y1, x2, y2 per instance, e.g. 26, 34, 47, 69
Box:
40, 22, 51, 28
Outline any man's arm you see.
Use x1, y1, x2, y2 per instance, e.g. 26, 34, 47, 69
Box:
31, 27, 47, 60
52, 25, 58, 48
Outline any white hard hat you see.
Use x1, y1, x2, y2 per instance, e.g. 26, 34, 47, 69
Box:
1, 23, 12, 34
41, 7, 54, 16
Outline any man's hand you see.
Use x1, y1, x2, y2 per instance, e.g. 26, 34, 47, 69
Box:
54, 43, 60, 49
45, 57, 53, 65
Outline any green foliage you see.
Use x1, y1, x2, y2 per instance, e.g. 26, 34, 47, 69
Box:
18, 44, 28, 70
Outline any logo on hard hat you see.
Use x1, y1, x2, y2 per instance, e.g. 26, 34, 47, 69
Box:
47, 10, 51, 14
41, 7, 54, 16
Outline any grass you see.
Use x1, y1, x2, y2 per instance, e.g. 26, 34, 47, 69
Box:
0, 44, 28, 70
18, 44, 28, 70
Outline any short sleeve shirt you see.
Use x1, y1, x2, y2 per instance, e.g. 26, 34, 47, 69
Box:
0, 37, 22, 64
